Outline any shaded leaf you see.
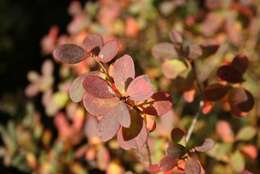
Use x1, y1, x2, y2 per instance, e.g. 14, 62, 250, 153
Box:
166, 143, 186, 159
228, 88, 254, 117
83, 34, 103, 53
217, 65, 243, 83
195, 138, 215, 152
152, 42, 177, 60
126, 75, 154, 101
109, 54, 135, 93
53, 44, 86, 64
200, 44, 219, 58
143, 92, 172, 116
185, 158, 201, 174
171, 128, 185, 143
188, 44, 203, 60
159, 155, 177, 172
98, 40, 118, 63
204, 83, 230, 101
83, 75, 114, 98
122, 109, 143, 141
162, 59, 189, 79
69, 75, 85, 102
231, 54, 249, 75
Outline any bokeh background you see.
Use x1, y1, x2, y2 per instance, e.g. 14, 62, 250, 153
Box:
1, 0, 260, 174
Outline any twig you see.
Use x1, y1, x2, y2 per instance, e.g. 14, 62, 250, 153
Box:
145, 140, 152, 166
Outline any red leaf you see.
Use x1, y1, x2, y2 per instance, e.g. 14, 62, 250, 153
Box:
171, 128, 185, 143
98, 40, 118, 63
126, 75, 154, 101
122, 109, 143, 141
85, 114, 100, 140
169, 30, 183, 44
117, 120, 147, 150
83, 92, 119, 116
97, 113, 120, 142
53, 44, 86, 64
159, 155, 177, 172
228, 88, 254, 117
152, 42, 177, 60
143, 92, 172, 116
82, 34, 103, 53
69, 75, 85, 102
217, 65, 243, 83
115, 102, 131, 128
185, 158, 201, 174
231, 54, 249, 75
166, 143, 187, 159
204, 83, 230, 101
148, 164, 161, 173
216, 120, 234, 143
83, 75, 114, 98
195, 138, 215, 152
109, 54, 135, 93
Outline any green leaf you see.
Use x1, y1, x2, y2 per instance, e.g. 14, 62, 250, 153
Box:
230, 151, 245, 173
237, 126, 256, 141
162, 59, 190, 79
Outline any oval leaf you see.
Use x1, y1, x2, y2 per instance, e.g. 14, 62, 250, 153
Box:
109, 54, 135, 93
159, 155, 177, 172
152, 42, 177, 60
98, 40, 118, 63
53, 44, 86, 64
231, 54, 248, 74
126, 75, 154, 101
83, 75, 114, 98
185, 158, 201, 174
162, 59, 189, 79
204, 83, 230, 101
195, 138, 215, 152
69, 75, 85, 102
83, 34, 103, 53
171, 128, 185, 143
217, 65, 243, 83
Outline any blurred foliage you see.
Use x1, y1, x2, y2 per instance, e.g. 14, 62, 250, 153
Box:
1, 0, 260, 173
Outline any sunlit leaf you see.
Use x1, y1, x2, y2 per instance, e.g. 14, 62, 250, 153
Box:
236, 126, 256, 141
98, 40, 118, 63
53, 44, 86, 64
148, 164, 161, 173
195, 138, 215, 152
115, 102, 130, 128
152, 42, 177, 60
204, 83, 230, 101
83, 75, 114, 98
185, 158, 201, 174
83, 34, 103, 53
216, 120, 234, 143
162, 59, 189, 79
83, 92, 119, 116
143, 92, 172, 116
97, 113, 120, 142
187, 44, 202, 60
217, 65, 243, 83
126, 75, 154, 101
159, 155, 177, 172
69, 75, 85, 102
85, 114, 100, 140
230, 151, 245, 173
109, 54, 135, 93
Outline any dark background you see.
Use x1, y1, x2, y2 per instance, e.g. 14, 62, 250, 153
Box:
0, 0, 87, 173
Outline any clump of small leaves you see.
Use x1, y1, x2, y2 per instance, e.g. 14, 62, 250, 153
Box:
53, 34, 172, 153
